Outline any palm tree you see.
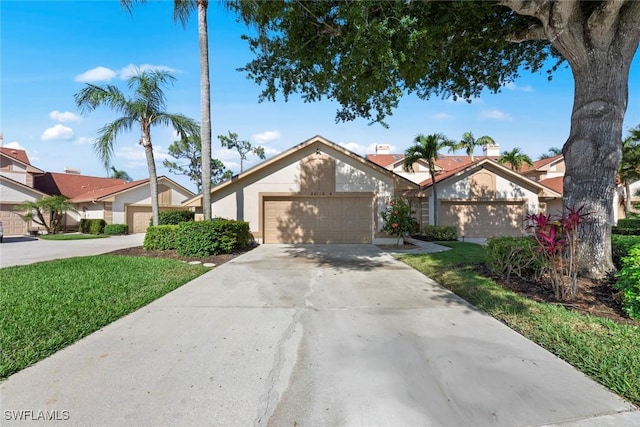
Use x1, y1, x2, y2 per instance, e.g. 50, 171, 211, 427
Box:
538, 147, 563, 160
121, 0, 213, 220
74, 70, 199, 226
448, 131, 495, 162
403, 133, 454, 226
498, 148, 534, 172
110, 166, 133, 182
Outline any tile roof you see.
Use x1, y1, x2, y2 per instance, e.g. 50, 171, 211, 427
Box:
520, 154, 563, 173
34, 172, 127, 198
0, 147, 32, 165
70, 178, 149, 203
365, 154, 404, 168
540, 176, 564, 194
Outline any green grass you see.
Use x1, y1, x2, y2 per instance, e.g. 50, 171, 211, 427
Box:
0, 255, 208, 379
39, 233, 110, 240
397, 242, 640, 406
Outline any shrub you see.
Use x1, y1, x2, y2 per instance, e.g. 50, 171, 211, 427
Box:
615, 244, 640, 320
104, 224, 128, 235
617, 219, 640, 229
421, 225, 457, 241
612, 235, 640, 269
155, 210, 195, 225
380, 198, 419, 246
80, 219, 106, 235
526, 206, 590, 300
485, 236, 543, 282
176, 219, 250, 257
612, 226, 640, 235
144, 225, 179, 251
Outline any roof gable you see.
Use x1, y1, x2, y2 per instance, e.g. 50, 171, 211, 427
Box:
34, 173, 127, 198
184, 135, 419, 207
0, 147, 45, 174
70, 176, 195, 203
0, 175, 50, 198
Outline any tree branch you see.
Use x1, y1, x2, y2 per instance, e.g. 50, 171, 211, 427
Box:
618, 0, 640, 47
587, 0, 626, 49
507, 24, 547, 42
499, 0, 548, 19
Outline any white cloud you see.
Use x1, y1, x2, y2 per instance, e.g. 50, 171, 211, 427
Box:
74, 136, 94, 145
4, 141, 26, 150
251, 130, 281, 144
41, 124, 75, 141
504, 82, 534, 92
479, 109, 512, 121
119, 64, 178, 79
74, 66, 117, 82
341, 141, 391, 156
432, 112, 453, 120
50, 110, 80, 122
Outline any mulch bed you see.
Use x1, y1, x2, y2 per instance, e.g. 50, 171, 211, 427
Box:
105, 246, 246, 266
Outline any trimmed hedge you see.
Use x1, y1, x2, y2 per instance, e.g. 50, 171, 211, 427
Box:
612, 235, 640, 270
420, 225, 458, 241
615, 244, 640, 320
618, 219, 640, 229
485, 236, 543, 282
104, 224, 128, 235
156, 210, 195, 225
80, 219, 106, 235
144, 225, 179, 251
176, 219, 250, 257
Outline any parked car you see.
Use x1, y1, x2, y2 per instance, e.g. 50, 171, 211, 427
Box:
0, 221, 3, 243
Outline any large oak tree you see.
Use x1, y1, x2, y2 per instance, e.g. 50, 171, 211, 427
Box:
229, 0, 640, 278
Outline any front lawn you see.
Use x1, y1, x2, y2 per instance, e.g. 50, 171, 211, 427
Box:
0, 256, 208, 379
397, 242, 640, 406
39, 233, 109, 240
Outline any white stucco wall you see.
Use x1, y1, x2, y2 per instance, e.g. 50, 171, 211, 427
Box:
0, 171, 28, 185
430, 169, 540, 225
211, 161, 301, 228
0, 180, 41, 203
110, 183, 193, 224
209, 145, 399, 238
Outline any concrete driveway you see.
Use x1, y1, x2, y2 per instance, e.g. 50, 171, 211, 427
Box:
0, 234, 145, 268
1, 244, 638, 426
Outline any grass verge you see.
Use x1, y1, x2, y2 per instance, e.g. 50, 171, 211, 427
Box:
39, 233, 109, 240
397, 242, 640, 406
0, 255, 209, 379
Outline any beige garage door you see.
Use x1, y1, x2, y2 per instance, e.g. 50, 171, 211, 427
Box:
127, 206, 153, 234
263, 196, 373, 244
439, 201, 525, 238
0, 204, 27, 236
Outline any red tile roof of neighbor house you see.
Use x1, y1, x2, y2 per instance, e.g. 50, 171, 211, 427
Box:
365, 154, 404, 168
520, 154, 564, 173
367, 153, 502, 171
540, 176, 564, 194
69, 178, 149, 203
34, 172, 127, 198
0, 147, 32, 165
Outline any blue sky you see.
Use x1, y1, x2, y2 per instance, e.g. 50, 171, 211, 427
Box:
2, 1, 639, 193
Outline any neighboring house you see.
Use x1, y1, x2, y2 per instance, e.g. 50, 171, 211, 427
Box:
0, 146, 194, 235
0, 147, 48, 235
368, 144, 571, 238
184, 135, 418, 244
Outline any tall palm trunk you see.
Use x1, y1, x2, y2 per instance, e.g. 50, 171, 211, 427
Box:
141, 132, 160, 226
198, 0, 212, 221
429, 161, 438, 226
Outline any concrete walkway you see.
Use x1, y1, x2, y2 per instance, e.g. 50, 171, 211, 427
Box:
1, 244, 638, 426
0, 234, 145, 268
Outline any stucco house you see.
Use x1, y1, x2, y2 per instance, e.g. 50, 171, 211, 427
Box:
0, 147, 49, 236
184, 135, 419, 244
0, 146, 194, 235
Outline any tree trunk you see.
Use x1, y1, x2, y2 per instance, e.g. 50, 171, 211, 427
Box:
199, 1, 212, 221
562, 50, 633, 279
625, 182, 631, 214
141, 133, 160, 226
430, 166, 438, 226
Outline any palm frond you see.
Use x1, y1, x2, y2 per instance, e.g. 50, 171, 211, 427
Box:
94, 117, 136, 169
173, 0, 197, 27
75, 84, 128, 114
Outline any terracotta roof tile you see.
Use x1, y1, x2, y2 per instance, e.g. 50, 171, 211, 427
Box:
34, 172, 127, 198
70, 178, 148, 203
0, 147, 31, 165
540, 176, 564, 194
365, 154, 404, 168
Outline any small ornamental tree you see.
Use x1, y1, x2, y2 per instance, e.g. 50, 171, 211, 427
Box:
381, 198, 418, 247
16, 195, 77, 234
526, 206, 590, 300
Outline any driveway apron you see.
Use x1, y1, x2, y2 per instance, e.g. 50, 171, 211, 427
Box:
1, 244, 638, 426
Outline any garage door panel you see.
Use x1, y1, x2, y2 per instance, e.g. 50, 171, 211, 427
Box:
439, 201, 525, 238
264, 197, 372, 244
0, 204, 28, 236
